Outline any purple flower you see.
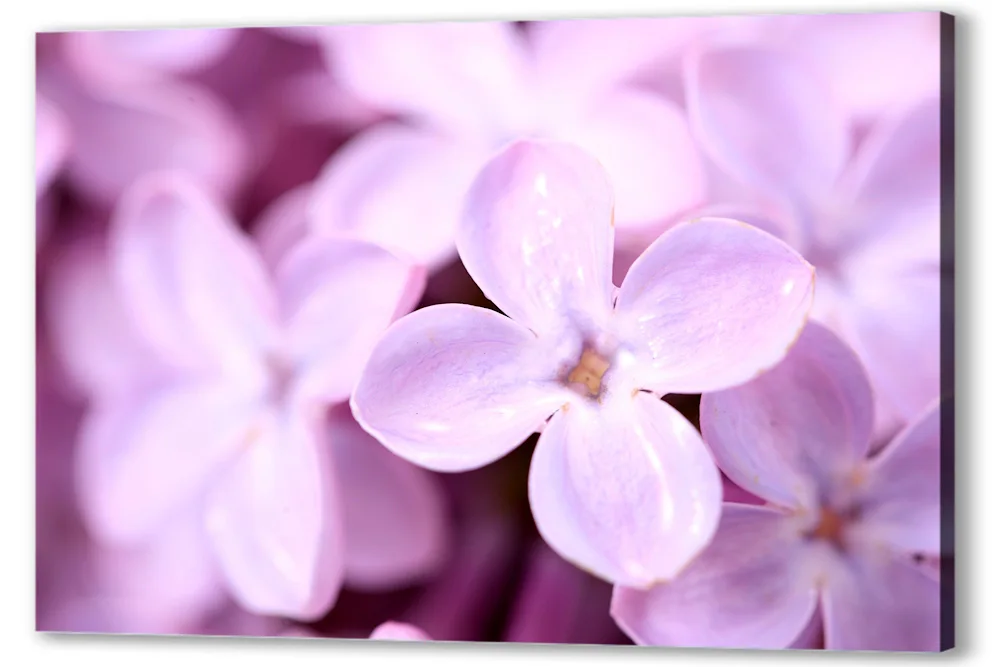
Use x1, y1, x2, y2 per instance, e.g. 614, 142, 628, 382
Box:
37, 52, 247, 208
351, 140, 815, 586
684, 45, 942, 435
302, 21, 708, 268
69, 172, 442, 620
612, 323, 941, 651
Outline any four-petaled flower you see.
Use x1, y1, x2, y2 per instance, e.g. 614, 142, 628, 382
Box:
351, 140, 816, 586
612, 323, 941, 651
75, 172, 441, 620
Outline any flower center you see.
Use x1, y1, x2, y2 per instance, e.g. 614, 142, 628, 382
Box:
265, 354, 296, 406
565, 348, 611, 397
803, 505, 858, 551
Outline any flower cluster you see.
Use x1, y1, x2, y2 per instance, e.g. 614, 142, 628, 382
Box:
36, 14, 948, 650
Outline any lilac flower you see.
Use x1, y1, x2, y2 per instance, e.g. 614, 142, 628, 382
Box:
35, 364, 228, 635
37, 49, 247, 208
70, 172, 439, 620
303, 21, 707, 268
612, 323, 941, 652
370, 622, 432, 641
351, 140, 815, 586
685, 45, 942, 434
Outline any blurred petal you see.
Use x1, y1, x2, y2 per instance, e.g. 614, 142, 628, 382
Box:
684, 46, 850, 207
614, 218, 815, 395
839, 264, 942, 419
528, 392, 722, 587
309, 124, 484, 269
854, 400, 941, 555
36, 92, 69, 194
252, 182, 313, 271
529, 17, 702, 102
112, 173, 278, 375
45, 235, 158, 398
370, 621, 432, 641
352, 304, 570, 472
611, 504, 816, 649
63, 28, 239, 86
78, 381, 255, 543
331, 407, 448, 590
783, 12, 940, 121
324, 22, 530, 134
47, 74, 246, 205
700, 322, 874, 509
557, 90, 707, 230
822, 552, 940, 651
836, 96, 941, 250
206, 409, 344, 621
277, 236, 426, 403
458, 140, 616, 334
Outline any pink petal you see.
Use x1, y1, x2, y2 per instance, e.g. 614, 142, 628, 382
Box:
822, 552, 940, 651
252, 182, 314, 271
277, 236, 426, 404
684, 45, 850, 207
352, 303, 570, 472
370, 621, 432, 641
837, 264, 942, 420
205, 408, 344, 621
782, 12, 941, 122
611, 503, 816, 649
77, 381, 256, 544
111, 173, 278, 375
556, 89, 707, 231
323, 22, 531, 134
613, 218, 815, 395
47, 73, 247, 206
853, 400, 941, 555
700, 322, 874, 509
528, 17, 703, 103
308, 123, 485, 269
835, 96, 941, 251
44, 235, 159, 399
62, 28, 239, 87
330, 407, 449, 590
528, 391, 722, 587
36, 92, 70, 194
458, 140, 616, 335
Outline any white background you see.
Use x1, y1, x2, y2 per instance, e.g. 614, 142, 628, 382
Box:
2, 0, 991, 664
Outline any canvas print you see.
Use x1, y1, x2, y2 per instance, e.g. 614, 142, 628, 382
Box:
35, 12, 954, 651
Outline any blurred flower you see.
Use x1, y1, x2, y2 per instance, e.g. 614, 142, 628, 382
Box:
370, 621, 431, 641
612, 323, 941, 651
69, 172, 428, 620
36, 60, 247, 209
352, 140, 815, 586
684, 45, 942, 436
36, 356, 228, 635
299, 20, 707, 268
